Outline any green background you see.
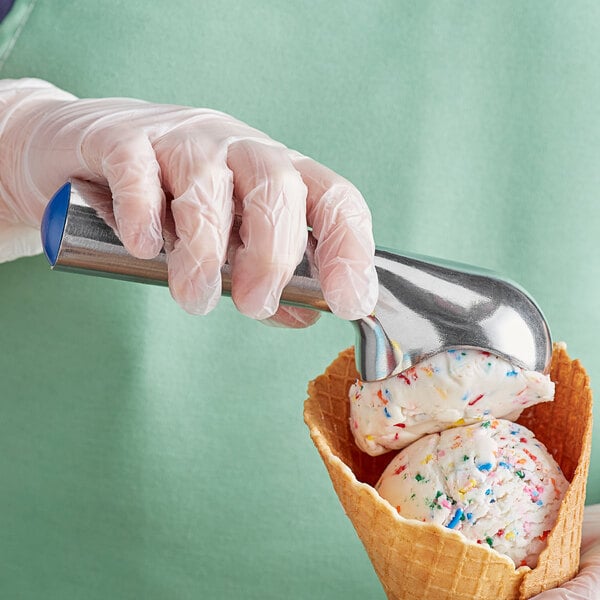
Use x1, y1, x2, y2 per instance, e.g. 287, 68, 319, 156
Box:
1, 1, 599, 598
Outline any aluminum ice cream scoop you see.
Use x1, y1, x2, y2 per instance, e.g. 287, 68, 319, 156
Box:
41, 180, 552, 381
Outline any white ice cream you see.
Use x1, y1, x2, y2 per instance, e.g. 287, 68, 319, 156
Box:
349, 349, 554, 456
375, 419, 568, 568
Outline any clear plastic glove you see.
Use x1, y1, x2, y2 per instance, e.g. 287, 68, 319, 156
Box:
532, 504, 600, 599
0, 79, 377, 323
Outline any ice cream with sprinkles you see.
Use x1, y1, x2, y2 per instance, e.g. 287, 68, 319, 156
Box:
349, 348, 554, 456
375, 419, 568, 568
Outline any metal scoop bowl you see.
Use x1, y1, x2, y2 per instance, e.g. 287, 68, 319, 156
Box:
42, 180, 552, 381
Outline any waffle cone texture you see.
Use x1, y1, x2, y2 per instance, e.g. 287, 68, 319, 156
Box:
304, 344, 593, 600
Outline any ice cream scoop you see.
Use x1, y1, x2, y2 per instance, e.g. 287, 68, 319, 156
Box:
42, 180, 552, 381
375, 419, 569, 568
349, 349, 554, 456
375, 419, 568, 568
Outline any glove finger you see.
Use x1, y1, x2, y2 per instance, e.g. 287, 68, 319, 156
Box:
228, 215, 319, 327
155, 133, 234, 315
227, 141, 307, 320
262, 306, 321, 328
289, 152, 378, 320
100, 132, 165, 259
576, 542, 600, 588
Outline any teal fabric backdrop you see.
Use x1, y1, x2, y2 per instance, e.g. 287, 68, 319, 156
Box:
0, 1, 598, 598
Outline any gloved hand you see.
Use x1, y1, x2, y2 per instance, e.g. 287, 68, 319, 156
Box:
0, 79, 378, 324
532, 504, 600, 599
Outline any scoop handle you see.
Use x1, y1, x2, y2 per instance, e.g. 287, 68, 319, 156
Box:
42, 179, 330, 312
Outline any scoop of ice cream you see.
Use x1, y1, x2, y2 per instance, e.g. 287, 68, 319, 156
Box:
375, 419, 568, 568
349, 349, 554, 456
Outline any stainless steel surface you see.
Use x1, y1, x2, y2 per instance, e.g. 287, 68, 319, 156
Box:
56, 181, 328, 311
50, 179, 552, 380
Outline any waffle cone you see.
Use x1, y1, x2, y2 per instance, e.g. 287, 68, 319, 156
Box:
304, 344, 593, 600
